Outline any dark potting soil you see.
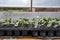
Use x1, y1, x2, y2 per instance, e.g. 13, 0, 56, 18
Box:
1, 24, 14, 28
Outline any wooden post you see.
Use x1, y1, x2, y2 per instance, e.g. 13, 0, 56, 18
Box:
32, 8, 36, 12
30, 0, 33, 12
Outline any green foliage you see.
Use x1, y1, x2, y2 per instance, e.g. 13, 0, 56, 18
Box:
0, 8, 29, 12
0, 17, 60, 28
32, 18, 36, 25
38, 17, 60, 28
4, 18, 12, 24
22, 18, 29, 24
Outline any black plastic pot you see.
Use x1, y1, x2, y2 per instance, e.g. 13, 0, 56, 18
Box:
22, 31, 28, 36
7, 30, 12, 36
28, 31, 32, 36
14, 31, 20, 36
32, 31, 38, 37
40, 31, 46, 36
0, 31, 4, 36
56, 31, 60, 36
48, 31, 54, 36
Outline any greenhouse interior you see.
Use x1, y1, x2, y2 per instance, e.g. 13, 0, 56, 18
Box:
0, 0, 60, 40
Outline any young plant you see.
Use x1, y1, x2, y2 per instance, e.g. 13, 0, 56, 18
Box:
21, 18, 30, 28
38, 18, 46, 28
14, 19, 19, 27
3, 18, 14, 28
31, 18, 36, 28
47, 18, 58, 28
4, 18, 11, 24
55, 19, 60, 28
0, 22, 4, 27
14, 18, 22, 27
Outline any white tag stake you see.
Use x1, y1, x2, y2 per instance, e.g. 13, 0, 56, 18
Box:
35, 16, 39, 28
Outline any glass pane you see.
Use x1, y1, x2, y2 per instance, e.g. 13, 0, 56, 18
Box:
0, 0, 30, 7
33, 0, 60, 7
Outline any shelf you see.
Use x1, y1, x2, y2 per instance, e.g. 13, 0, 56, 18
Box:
1, 36, 60, 39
